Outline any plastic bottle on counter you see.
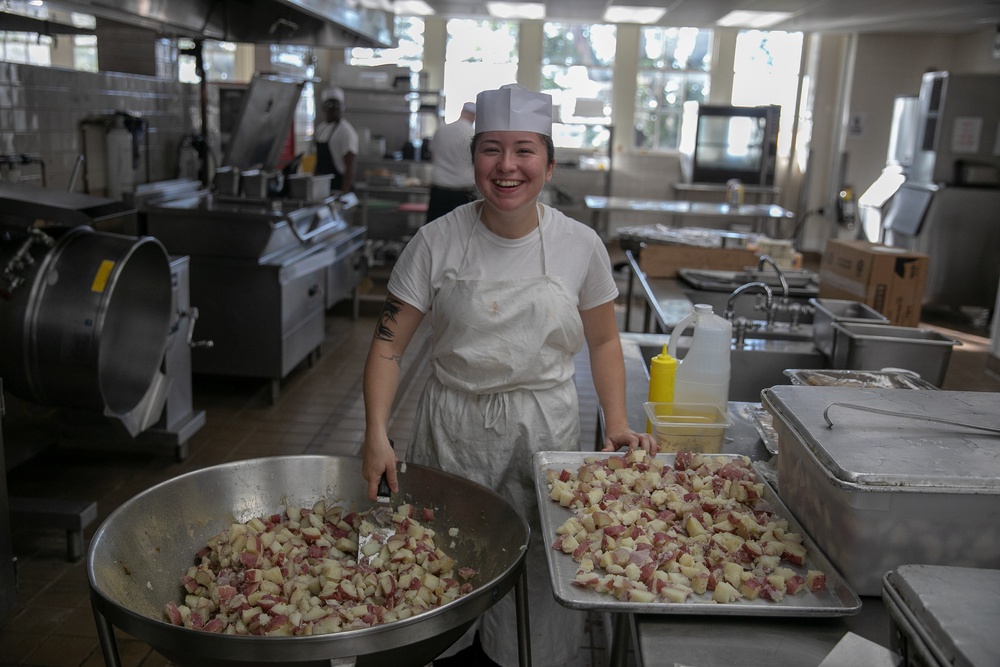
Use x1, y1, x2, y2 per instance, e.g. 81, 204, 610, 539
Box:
646, 344, 677, 432
726, 178, 745, 206
667, 304, 732, 414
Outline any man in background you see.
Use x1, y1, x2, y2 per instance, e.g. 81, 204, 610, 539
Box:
424, 102, 477, 223
314, 86, 358, 195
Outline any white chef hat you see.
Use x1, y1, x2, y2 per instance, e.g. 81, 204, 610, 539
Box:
321, 86, 345, 104
462, 102, 477, 115
475, 84, 552, 136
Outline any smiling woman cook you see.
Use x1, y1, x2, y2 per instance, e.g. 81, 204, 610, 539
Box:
361, 83, 655, 667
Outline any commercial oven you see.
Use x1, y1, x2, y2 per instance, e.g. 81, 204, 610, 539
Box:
680, 103, 781, 186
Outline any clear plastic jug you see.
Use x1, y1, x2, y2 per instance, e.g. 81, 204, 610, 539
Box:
667, 304, 732, 414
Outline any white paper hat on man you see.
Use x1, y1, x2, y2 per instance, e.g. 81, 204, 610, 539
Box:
475, 84, 552, 136
321, 86, 345, 104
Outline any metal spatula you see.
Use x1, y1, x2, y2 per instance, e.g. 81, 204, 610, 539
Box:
357, 439, 396, 566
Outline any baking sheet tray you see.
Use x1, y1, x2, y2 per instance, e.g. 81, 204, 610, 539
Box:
533, 451, 861, 617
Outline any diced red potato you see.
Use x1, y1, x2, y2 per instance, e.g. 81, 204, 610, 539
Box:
547, 452, 827, 606
164, 502, 475, 636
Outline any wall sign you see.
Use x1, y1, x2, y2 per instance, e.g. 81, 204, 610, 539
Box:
950, 116, 982, 153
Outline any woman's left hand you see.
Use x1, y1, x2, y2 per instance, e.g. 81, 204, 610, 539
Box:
601, 428, 659, 455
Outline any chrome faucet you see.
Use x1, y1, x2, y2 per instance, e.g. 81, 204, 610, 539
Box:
723, 281, 774, 320
725, 281, 774, 345
756, 254, 790, 299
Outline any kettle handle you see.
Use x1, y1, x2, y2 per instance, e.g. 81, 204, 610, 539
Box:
667, 311, 696, 359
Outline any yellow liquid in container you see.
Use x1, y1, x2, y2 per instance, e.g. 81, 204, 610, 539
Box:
644, 402, 733, 453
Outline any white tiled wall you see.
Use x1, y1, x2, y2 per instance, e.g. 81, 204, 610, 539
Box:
0, 62, 200, 193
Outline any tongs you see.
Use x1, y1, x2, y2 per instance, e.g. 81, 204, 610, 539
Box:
824, 402, 1000, 436
357, 439, 397, 566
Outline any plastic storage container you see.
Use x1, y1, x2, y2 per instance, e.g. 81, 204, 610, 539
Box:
668, 304, 731, 413
762, 385, 1000, 596
288, 174, 332, 202
883, 565, 1000, 667
643, 402, 732, 453
809, 297, 889, 358
830, 322, 960, 387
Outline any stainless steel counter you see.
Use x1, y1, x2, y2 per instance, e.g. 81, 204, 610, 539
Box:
621, 249, 696, 334
601, 337, 891, 667
355, 182, 430, 237
632, 599, 890, 667
585, 195, 794, 237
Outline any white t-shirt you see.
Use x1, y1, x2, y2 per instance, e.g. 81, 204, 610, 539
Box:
388, 202, 618, 313
315, 119, 359, 175
430, 118, 475, 189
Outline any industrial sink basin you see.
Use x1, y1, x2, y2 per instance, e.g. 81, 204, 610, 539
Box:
678, 268, 820, 293
681, 289, 817, 329
635, 336, 826, 403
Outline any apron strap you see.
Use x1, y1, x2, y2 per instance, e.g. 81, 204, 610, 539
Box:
482, 391, 509, 435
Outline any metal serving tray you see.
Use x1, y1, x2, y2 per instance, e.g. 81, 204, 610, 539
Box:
533, 451, 861, 617
830, 322, 959, 387
809, 298, 890, 359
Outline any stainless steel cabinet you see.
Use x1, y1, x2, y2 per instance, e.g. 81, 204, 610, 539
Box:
189, 244, 329, 380
143, 194, 366, 401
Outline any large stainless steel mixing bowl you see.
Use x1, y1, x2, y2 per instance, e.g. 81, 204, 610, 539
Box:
88, 455, 530, 667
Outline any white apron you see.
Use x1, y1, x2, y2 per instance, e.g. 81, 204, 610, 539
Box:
408, 208, 587, 667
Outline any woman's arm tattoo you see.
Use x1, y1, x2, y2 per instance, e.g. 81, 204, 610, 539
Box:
375, 296, 404, 342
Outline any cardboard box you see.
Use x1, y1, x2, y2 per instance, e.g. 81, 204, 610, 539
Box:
818, 239, 929, 327
639, 244, 758, 278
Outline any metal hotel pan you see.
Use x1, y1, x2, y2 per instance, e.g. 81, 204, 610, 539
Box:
88, 455, 530, 667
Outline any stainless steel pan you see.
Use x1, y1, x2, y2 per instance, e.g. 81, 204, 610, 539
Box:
88, 455, 529, 667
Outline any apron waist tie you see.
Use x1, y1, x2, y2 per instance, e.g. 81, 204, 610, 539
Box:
482, 391, 510, 435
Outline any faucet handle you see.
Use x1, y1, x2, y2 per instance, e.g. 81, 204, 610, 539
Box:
731, 315, 760, 346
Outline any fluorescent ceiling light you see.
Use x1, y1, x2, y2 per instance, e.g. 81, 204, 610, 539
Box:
394, 0, 433, 15
603, 6, 666, 24
487, 2, 545, 20
716, 10, 794, 29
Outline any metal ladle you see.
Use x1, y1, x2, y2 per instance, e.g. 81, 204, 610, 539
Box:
823, 402, 1000, 436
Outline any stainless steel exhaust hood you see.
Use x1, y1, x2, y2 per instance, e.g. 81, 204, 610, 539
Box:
36, 0, 395, 48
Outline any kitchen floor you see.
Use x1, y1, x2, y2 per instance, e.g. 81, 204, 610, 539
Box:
2, 249, 999, 667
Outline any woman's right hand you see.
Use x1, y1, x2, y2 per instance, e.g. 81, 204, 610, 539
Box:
361, 435, 399, 501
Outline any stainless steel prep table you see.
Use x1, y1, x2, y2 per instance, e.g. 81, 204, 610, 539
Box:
621, 248, 695, 334
595, 338, 893, 667
672, 182, 782, 205
584, 195, 794, 238
355, 182, 430, 235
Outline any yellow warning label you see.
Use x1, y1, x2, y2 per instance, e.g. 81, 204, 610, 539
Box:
91, 260, 115, 293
